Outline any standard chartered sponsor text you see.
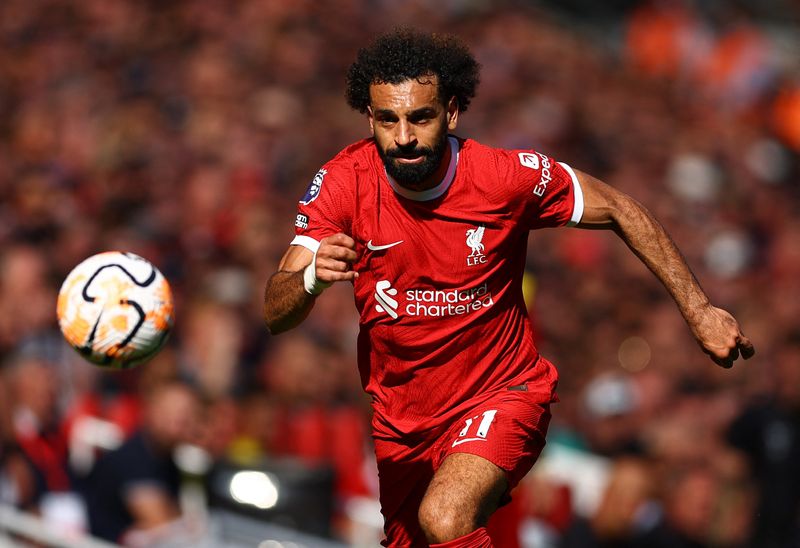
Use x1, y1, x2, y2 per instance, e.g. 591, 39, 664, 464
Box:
404, 283, 494, 317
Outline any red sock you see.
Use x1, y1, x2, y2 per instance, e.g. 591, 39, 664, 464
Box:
428, 527, 493, 548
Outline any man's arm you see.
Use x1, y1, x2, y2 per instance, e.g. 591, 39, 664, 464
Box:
574, 169, 754, 368
264, 233, 358, 334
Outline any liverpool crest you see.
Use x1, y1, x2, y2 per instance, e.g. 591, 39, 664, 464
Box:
466, 225, 487, 266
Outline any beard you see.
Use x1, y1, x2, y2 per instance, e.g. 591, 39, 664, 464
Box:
378, 132, 448, 189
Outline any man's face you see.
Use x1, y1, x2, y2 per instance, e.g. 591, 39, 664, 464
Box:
368, 75, 458, 190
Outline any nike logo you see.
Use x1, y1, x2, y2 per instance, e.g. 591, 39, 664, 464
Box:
451, 437, 487, 447
366, 239, 404, 251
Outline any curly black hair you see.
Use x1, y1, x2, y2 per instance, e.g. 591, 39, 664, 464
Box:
346, 28, 480, 114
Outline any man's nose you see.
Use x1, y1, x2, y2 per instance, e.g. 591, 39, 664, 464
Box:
395, 120, 416, 147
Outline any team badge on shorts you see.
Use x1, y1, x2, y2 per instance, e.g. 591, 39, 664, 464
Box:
300, 169, 327, 205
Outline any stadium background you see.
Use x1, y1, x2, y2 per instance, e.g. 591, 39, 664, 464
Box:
0, 0, 799, 546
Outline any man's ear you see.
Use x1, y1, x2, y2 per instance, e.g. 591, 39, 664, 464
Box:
447, 97, 459, 130
367, 106, 375, 136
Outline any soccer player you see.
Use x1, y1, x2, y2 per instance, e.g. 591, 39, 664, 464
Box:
263, 29, 754, 547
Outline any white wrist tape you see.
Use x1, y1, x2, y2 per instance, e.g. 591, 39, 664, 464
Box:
303, 252, 332, 295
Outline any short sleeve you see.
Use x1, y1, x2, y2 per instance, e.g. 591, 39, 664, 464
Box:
290, 160, 354, 253
506, 150, 584, 230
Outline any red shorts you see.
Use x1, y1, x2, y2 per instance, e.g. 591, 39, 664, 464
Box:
374, 388, 553, 547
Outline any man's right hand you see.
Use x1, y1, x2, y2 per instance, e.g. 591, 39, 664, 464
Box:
313, 233, 359, 284
265, 233, 358, 334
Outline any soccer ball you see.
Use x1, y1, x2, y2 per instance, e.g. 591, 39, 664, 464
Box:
56, 252, 174, 369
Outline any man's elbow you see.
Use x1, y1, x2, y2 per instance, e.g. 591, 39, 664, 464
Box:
264, 310, 288, 335
264, 307, 307, 335
265, 320, 288, 335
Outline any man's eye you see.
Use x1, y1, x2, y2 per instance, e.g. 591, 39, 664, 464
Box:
409, 113, 433, 124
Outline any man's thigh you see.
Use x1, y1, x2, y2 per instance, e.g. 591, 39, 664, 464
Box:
374, 390, 552, 546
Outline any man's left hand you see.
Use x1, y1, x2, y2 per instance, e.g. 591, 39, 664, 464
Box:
690, 305, 755, 368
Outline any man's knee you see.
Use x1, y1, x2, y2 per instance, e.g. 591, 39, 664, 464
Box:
417, 453, 506, 543
418, 496, 475, 543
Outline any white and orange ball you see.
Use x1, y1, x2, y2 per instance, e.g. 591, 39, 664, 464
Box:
57, 252, 174, 369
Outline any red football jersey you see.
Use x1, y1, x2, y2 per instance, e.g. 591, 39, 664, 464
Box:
291, 136, 584, 440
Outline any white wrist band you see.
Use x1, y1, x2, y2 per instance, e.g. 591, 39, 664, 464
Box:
303, 253, 332, 295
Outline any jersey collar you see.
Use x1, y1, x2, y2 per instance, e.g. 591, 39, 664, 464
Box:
384, 136, 459, 201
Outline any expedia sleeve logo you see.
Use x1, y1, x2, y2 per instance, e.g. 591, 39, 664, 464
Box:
299, 169, 327, 205
518, 152, 552, 197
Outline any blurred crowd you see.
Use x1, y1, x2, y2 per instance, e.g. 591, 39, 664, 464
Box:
0, 0, 798, 546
